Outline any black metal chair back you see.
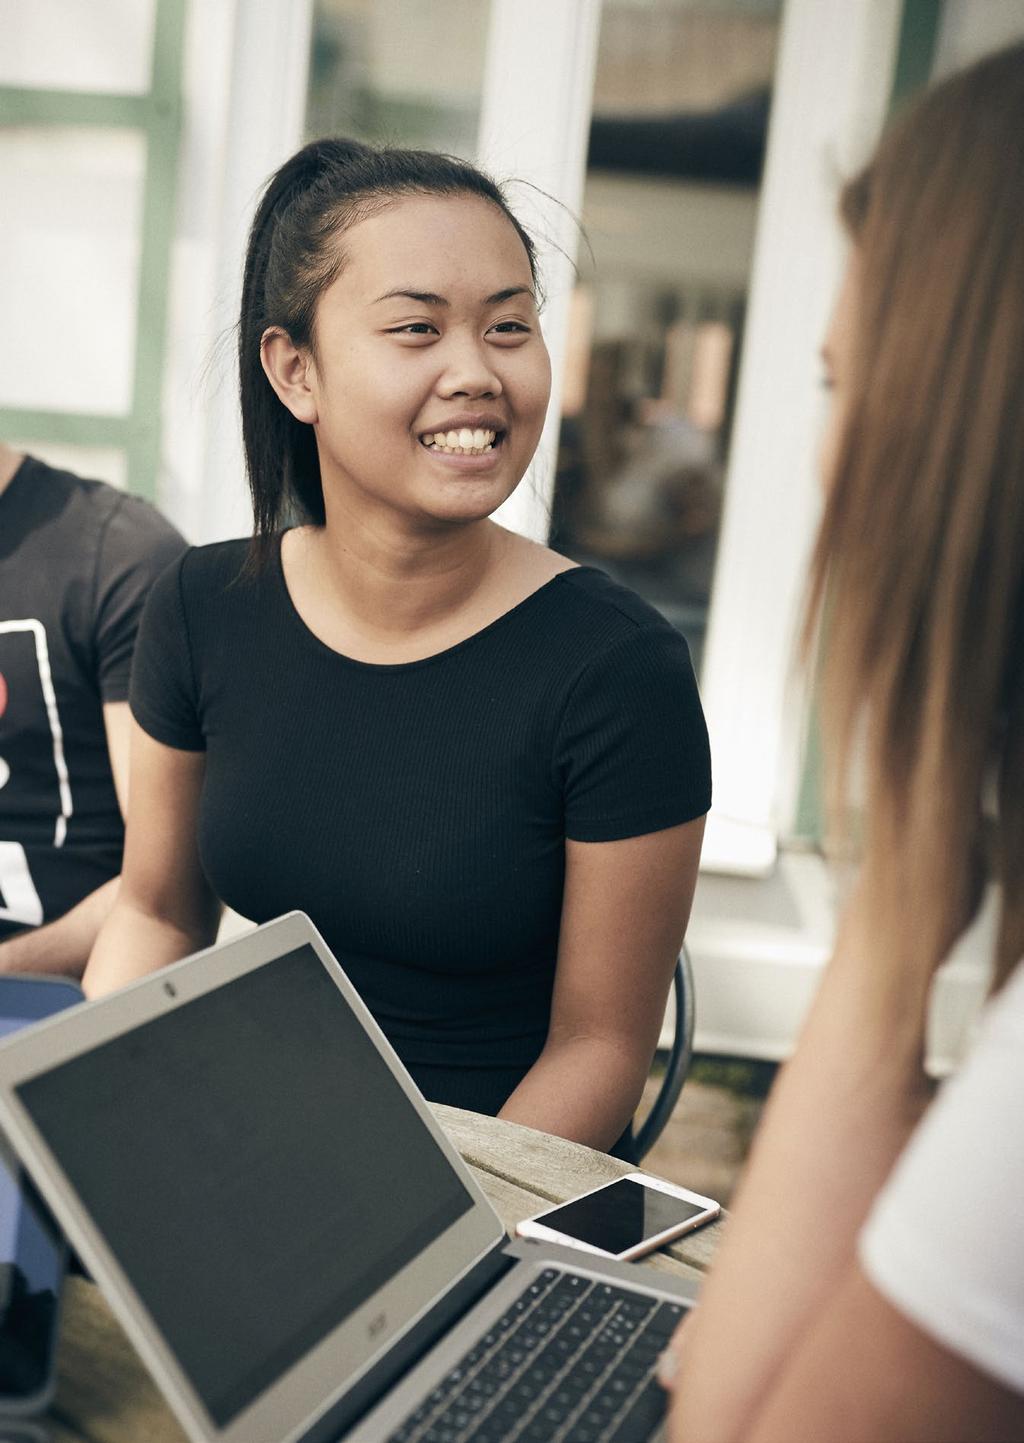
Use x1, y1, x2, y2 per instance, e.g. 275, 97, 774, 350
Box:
634, 945, 695, 1161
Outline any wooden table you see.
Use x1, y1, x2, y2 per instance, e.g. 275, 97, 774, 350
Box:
38, 1106, 723, 1443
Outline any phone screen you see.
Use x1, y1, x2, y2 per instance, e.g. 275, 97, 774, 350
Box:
0, 980, 79, 1400
535, 1179, 708, 1255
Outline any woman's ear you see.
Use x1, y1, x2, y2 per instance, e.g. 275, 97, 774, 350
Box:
261, 327, 318, 424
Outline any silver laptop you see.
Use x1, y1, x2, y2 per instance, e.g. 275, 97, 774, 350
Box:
0, 912, 698, 1443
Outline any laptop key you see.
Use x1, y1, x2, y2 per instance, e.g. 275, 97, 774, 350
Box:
644, 1302, 687, 1338
602, 1378, 668, 1442
617, 1296, 659, 1319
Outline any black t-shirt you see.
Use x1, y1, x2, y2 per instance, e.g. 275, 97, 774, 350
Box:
131, 537, 712, 1113
0, 457, 185, 938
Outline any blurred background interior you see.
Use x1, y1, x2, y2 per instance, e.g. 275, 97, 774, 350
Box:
2, 0, 1022, 1192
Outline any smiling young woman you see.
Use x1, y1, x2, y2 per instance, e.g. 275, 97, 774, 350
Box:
83, 138, 711, 1158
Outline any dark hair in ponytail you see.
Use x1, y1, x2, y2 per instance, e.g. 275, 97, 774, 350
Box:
239, 137, 540, 562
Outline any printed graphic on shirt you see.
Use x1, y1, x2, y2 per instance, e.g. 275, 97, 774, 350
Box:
0, 622, 71, 927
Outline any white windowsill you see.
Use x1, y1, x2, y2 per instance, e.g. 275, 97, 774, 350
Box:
681, 850, 997, 1075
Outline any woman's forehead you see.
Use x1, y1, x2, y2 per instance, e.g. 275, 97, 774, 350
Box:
330, 193, 535, 300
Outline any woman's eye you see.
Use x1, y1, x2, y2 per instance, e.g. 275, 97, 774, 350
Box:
489, 321, 531, 336
388, 323, 437, 336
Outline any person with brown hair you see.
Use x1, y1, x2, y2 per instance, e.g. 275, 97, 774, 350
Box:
661, 42, 1024, 1441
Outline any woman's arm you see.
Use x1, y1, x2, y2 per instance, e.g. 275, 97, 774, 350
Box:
83, 720, 221, 996
665, 884, 941, 1442
498, 815, 705, 1151
667, 1258, 1024, 1443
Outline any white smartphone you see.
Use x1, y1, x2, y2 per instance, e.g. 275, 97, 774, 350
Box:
515, 1172, 720, 1262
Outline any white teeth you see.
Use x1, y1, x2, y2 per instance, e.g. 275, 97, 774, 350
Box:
422, 428, 498, 455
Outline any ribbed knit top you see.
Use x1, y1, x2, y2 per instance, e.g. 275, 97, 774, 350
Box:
130, 536, 711, 1113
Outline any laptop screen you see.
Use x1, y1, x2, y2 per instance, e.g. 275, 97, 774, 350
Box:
14, 944, 474, 1426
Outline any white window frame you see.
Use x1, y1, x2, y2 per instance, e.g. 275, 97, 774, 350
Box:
697, 0, 904, 874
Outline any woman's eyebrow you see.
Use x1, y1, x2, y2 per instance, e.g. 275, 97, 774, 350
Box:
371, 285, 535, 307
373, 288, 448, 306
486, 286, 535, 305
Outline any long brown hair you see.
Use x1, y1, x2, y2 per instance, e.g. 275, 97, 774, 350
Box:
804, 42, 1024, 990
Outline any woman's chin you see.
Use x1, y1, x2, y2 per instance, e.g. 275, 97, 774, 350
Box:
413, 477, 522, 527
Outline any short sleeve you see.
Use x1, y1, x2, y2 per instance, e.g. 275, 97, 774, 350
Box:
92, 494, 187, 702
556, 624, 711, 842
859, 961, 1024, 1394
129, 551, 206, 751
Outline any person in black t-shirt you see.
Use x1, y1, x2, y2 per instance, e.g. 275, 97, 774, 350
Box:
0, 444, 185, 976
85, 140, 711, 1155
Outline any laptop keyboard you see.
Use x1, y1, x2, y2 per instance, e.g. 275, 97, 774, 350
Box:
386, 1267, 685, 1443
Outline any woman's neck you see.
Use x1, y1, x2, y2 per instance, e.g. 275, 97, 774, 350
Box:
284, 510, 515, 663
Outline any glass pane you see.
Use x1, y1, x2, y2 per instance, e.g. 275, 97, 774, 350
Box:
306, 0, 489, 155
552, 0, 782, 677
0, 127, 145, 416
5, 441, 128, 491
0, 0, 156, 95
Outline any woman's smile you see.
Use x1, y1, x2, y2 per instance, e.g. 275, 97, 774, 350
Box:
417, 409, 508, 466
421, 428, 499, 456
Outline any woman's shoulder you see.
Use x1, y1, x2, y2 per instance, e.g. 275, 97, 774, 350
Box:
858, 957, 1024, 1393
553, 564, 681, 634
499, 531, 675, 639
144, 538, 278, 643
176, 536, 254, 586
524, 565, 690, 678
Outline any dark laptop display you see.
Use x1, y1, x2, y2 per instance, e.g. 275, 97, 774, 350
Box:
15, 945, 473, 1426
0, 915, 697, 1443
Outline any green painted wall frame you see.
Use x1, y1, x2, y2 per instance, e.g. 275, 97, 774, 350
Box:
0, 0, 186, 500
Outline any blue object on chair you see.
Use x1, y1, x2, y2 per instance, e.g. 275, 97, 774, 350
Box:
634, 945, 696, 1161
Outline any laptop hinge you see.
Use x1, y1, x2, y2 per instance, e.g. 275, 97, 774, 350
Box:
307, 1241, 514, 1443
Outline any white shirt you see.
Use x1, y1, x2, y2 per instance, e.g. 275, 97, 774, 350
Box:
859, 959, 1024, 1394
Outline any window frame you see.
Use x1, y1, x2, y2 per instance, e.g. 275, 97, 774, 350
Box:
0, 0, 186, 499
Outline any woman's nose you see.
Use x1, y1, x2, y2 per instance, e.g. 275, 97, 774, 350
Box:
437, 337, 503, 399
